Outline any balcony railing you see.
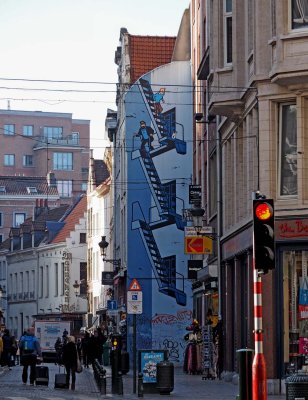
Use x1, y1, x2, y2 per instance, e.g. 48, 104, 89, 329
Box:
33, 135, 80, 148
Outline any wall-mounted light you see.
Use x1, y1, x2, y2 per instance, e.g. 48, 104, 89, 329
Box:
98, 236, 109, 257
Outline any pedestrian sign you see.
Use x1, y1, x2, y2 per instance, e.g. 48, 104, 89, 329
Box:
128, 278, 142, 291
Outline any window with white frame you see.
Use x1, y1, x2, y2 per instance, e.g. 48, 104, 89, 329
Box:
292, 0, 308, 29
279, 103, 297, 196
224, 0, 233, 64
23, 125, 33, 136
4, 124, 15, 135
23, 155, 33, 167
4, 154, 15, 166
54, 263, 58, 296
53, 152, 73, 170
14, 212, 26, 227
57, 180, 72, 197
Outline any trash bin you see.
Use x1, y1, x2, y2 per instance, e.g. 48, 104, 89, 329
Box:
103, 341, 111, 366
156, 361, 174, 394
236, 348, 254, 400
285, 374, 308, 399
121, 351, 130, 374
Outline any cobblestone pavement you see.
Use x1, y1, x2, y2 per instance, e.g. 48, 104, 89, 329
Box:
0, 363, 286, 400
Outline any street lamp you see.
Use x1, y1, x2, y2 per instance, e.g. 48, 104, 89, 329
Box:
98, 236, 121, 266
73, 280, 88, 299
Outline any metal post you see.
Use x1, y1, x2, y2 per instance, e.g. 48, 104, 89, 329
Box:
138, 373, 144, 397
133, 313, 137, 394
252, 270, 267, 400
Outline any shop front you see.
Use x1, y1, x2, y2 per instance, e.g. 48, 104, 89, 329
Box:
276, 218, 308, 377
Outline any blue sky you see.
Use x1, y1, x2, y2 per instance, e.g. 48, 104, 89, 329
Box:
0, 0, 189, 155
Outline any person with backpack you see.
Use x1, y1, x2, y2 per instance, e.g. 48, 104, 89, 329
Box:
19, 327, 42, 385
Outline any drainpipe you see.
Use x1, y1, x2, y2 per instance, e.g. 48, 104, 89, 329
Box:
216, 119, 222, 320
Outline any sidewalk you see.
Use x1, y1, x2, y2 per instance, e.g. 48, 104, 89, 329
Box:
0, 363, 286, 400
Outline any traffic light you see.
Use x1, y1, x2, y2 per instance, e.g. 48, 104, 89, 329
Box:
253, 198, 275, 273
111, 334, 122, 351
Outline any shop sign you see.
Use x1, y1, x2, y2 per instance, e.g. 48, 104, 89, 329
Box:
62, 250, 72, 306
189, 185, 201, 204
276, 219, 308, 240
188, 260, 203, 280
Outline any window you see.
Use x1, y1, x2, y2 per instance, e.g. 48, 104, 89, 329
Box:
26, 186, 37, 194
54, 263, 58, 296
81, 182, 87, 191
0, 186, 6, 193
23, 155, 33, 167
53, 152, 73, 170
57, 180, 72, 197
80, 233, 86, 243
39, 266, 43, 298
71, 132, 79, 144
4, 124, 15, 135
224, 0, 233, 64
4, 154, 15, 166
46, 265, 49, 298
43, 126, 63, 139
292, 0, 308, 29
0, 235, 2, 244
279, 103, 297, 196
23, 125, 33, 136
14, 212, 26, 227
0, 212, 2, 227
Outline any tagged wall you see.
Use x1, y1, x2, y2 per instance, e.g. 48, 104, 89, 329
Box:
125, 61, 193, 364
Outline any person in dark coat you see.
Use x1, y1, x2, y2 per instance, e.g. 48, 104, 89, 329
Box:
2, 329, 12, 369
96, 327, 106, 365
81, 331, 90, 368
61, 335, 78, 390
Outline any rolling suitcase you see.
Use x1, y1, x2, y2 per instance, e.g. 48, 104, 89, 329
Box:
36, 365, 49, 386
54, 366, 67, 389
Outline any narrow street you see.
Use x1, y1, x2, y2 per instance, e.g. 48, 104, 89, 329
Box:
0, 362, 286, 400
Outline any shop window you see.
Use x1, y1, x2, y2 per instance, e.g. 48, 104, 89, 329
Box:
283, 250, 308, 374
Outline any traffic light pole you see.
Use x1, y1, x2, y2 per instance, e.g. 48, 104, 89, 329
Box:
252, 269, 267, 400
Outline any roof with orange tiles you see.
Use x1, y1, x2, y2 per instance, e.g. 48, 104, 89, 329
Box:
52, 196, 87, 244
128, 35, 176, 83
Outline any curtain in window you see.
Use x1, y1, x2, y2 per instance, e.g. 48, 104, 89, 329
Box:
280, 104, 297, 196
292, 0, 308, 28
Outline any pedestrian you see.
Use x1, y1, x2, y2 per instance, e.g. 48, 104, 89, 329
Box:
11, 336, 18, 366
96, 327, 107, 364
19, 327, 42, 385
0, 333, 3, 366
54, 337, 63, 365
76, 338, 82, 363
81, 331, 90, 368
1, 329, 12, 370
61, 335, 78, 390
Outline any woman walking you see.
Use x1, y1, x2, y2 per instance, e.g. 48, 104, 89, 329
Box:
61, 335, 78, 390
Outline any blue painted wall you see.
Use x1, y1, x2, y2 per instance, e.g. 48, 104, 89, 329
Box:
125, 61, 193, 365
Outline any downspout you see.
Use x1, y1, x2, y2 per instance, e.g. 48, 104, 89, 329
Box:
216, 119, 222, 320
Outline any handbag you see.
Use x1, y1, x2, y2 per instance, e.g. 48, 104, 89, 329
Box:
76, 355, 83, 373
299, 276, 308, 305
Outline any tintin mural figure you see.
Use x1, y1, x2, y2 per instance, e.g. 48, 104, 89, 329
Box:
153, 87, 165, 115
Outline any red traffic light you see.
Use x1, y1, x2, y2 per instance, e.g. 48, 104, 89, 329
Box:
255, 202, 273, 221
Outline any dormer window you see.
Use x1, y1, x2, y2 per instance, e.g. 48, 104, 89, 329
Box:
0, 186, 6, 193
27, 187, 38, 194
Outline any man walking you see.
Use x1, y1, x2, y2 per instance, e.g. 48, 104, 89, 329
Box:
19, 327, 42, 385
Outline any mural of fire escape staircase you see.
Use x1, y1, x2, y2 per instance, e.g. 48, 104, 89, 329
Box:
139, 78, 186, 155
131, 205, 187, 306
133, 150, 185, 230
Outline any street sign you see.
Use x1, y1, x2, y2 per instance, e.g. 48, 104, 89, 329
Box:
185, 226, 213, 236
107, 299, 118, 311
128, 278, 142, 291
127, 290, 143, 314
185, 236, 213, 254
189, 185, 202, 204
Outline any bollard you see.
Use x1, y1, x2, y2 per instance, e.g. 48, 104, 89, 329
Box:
137, 373, 144, 397
99, 371, 106, 395
237, 349, 254, 400
116, 371, 123, 395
